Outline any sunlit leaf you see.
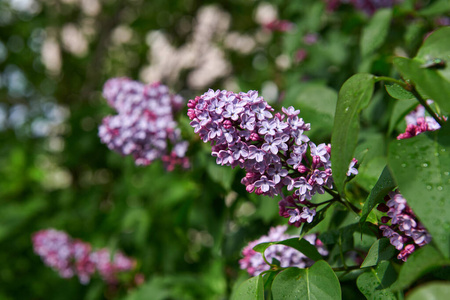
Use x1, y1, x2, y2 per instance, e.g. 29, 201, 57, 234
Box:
332, 73, 375, 195
360, 238, 396, 268
388, 123, 450, 257
357, 261, 397, 299
271, 261, 341, 300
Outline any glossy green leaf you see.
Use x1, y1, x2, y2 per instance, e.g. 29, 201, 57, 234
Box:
360, 166, 396, 224
332, 73, 375, 195
231, 275, 264, 300
391, 245, 449, 291
388, 123, 450, 257
385, 84, 415, 100
272, 261, 341, 300
415, 26, 450, 82
253, 238, 323, 262
393, 57, 450, 114
357, 261, 397, 300
360, 8, 392, 57
407, 282, 450, 300
360, 238, 396, 268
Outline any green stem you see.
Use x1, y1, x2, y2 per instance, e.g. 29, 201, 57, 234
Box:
374, 76, 444, 126
374, 76, 408, 88
409, 87, 444, 127
313, 198, 336, 207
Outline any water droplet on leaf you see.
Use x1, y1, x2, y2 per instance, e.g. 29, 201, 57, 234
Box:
426, 185, 432, 190
437, 186, 443, 191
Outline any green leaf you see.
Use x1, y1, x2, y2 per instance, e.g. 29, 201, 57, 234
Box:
231, 275, 264, 300
391, 245, 449, 291
357, 261, 397, 299
419, 0, 450, 16
385, 84, 415, 100
271, 261, 341, 300
361, 238, 396, 268
253, 237, 323, 262
332, 73, 375, 195
393, 57, 450, 114
360, 166, 396, 224
388, 123, 450, 257
360, 8, 392, 57
407, 281, 450, 300
387, 99, 418, 136
283, 84, 338, 140
415, 26, 450, 83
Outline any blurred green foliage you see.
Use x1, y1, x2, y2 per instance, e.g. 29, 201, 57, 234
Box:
0, 0, 449, 299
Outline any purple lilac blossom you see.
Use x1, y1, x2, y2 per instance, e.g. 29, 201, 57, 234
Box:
239, 225, 328, 276
377, 191, 431, 261
397, 104, 443, 140
32, 229, 136, 284
188, 89, 357, 227
99, 78, 189, 171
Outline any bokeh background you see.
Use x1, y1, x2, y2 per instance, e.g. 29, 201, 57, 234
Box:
0, 0, 448, 299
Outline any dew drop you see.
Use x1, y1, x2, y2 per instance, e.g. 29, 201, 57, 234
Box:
434, 152, 439, 157
422, 163, 428, 168
437, 186, 443, 191
445, 172, 449, 176
426, 185, 432, 190
401, 163, 406, 168
441, 148, 446, 152
345, 107, 349, 112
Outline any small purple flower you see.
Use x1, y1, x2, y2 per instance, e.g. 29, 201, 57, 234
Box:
300, 207, 316, 223
293, 177, 313, 196
267, 164, 288, 184
262, 135, 283, 154
346, 158, 358, 176
252, 102, 273, 120
282, 106, 300, 117
254, 175, 276, 193
288, 208, 301, 223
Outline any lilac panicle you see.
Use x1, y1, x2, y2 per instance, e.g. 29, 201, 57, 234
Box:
99, 78, 189, 171
377, 191, 431, 261
32, 229, 136, 284
188, 89, 358, 226
239, 225, 328, 276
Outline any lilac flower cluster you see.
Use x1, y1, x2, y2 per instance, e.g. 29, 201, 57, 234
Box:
239, 225, 328, 276
99, 78, 189, 171
32, 229, 136, 284
188, 89, 357, 226
397, 105, 442, 140
377, 191, 431, 261
325, 0, 402, 15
